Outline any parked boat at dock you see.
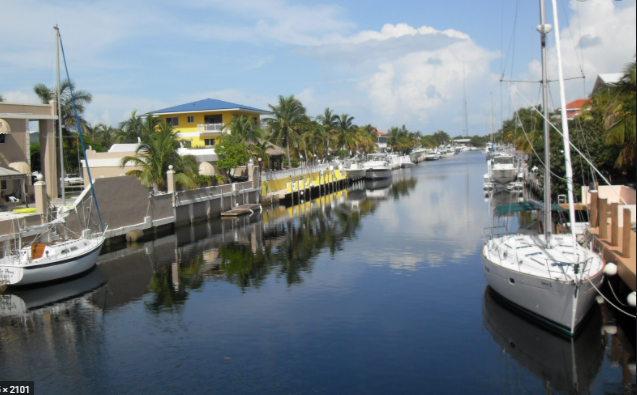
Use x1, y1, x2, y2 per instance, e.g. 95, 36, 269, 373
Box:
481, 0, 607, 337
488, 154, 518, 185
363, 153, 392, 180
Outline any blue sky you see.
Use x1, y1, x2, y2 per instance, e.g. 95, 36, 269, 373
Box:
1, 0, 635, 136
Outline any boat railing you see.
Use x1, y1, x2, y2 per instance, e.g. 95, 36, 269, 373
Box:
261, 164, 331, 182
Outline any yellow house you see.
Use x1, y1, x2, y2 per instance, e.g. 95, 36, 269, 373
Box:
144, 98, 271, 148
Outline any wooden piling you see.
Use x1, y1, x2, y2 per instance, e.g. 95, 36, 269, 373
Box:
599, 198, 608, 239
623, 207, 632, 258
590, 191, 598, 228
611, 202, 619, 246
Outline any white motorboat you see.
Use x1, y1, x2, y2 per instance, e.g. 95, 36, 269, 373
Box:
400, 155, 416, 168
343, 162, 367, 180
425, 150, 441, 161
489, 154, 518, 185
363, 153, 392, 180
410, 149, 426, 163
481, 0, 606, 337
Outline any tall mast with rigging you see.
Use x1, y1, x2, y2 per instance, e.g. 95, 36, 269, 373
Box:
537, 0, 553, 248
55, 25, 65, 210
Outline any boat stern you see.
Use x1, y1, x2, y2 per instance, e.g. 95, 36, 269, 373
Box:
0, 265, 24, 286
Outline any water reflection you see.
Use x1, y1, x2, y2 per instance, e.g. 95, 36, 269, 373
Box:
483, 287, 606, 394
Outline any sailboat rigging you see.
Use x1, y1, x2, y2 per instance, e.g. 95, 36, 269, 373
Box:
481, 0, 605, 337
0, 26, 106, 287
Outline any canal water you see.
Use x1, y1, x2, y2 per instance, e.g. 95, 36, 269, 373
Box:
1, 153, 635, 394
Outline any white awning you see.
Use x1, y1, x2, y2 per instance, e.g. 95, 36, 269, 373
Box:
199, 161, 216, 176
9, 162, 31, 175
0, 118, 11, 134
0, 166, 25, 180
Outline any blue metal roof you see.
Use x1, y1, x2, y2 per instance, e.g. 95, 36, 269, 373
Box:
148, 98, 269, 115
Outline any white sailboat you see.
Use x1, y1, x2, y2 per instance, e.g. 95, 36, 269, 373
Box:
481, 0, 605, 337
0, 26, 106, 288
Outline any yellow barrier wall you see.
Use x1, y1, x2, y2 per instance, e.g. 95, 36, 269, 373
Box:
261, 169, 347, 196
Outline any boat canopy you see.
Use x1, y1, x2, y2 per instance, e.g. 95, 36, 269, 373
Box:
495, 202, 566, 216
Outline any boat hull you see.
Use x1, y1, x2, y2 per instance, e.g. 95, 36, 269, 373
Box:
364, 169, 392, 180
491, 168, 517, 185
1, 239, 104, 286
345, 169, 367, 180
481, 251, 604, 336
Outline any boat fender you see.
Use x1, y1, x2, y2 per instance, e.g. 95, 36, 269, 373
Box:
126, 229, 144, 242
595, 296, 604, 305
628, 292, 636, 308
628, 362, 636, 375
603, 263, 618, 276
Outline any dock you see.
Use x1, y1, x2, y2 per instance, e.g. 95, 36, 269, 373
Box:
221, 204, 262, 218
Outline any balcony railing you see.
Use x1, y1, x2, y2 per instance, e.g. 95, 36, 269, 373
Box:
197, 123, 225, 132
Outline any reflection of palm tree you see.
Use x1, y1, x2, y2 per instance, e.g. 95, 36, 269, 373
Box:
145, 255, 205, 313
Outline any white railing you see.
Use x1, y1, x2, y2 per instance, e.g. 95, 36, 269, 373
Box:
197, 123, 225, 132
261, 164, 331, 182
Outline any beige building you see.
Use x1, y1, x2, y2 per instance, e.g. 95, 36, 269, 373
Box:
81, 143, 220, 187
0, 101, 59, 201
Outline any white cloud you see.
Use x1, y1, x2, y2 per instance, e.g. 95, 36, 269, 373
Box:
520, 0, 635, 107
1, 90, 39, 104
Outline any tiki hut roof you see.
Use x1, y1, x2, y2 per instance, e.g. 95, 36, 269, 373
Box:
252, 139, 286, 157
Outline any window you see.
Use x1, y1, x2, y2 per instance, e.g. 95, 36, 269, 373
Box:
1, 180, 6, 190
252, 117, 258, 123
204, 114, 223, 124
166, 117, 179, 126
187, 116, 195, 124
204, 139, 215, 147
0, 135, 5, 143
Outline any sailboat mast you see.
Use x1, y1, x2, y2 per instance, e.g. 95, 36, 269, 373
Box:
55, 26, 65, 209
538, 0, 553, 248
550, 0, 578, 249
463, 65, 469, 137
490, 93, 494, 144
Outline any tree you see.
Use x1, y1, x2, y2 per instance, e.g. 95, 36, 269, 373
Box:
116, 110, 145, 143
92, 123, 119, 150
33, 79, 92, 134
431, 130, 451, 146
223, 115, 263, 145
333, 113, 357, 155
215, 134, 251, 180
266, 95, 308, 168
315, 108, 338, 160
120, 117, 198, 192
0, 93, 4, 102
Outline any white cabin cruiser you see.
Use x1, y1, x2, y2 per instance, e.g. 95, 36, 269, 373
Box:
363, 154, 392, 180
489, 154, 517, 185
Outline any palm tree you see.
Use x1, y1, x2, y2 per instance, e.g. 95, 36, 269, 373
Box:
92, 123, 119, 150
316, 108, 338, 160
223, 115, 263, 145
266, 95, 308, 168
33, 79, 92, 134
333, 114, 357, 155
357, 125, 378, 154
598, 59, 636, 169
116, 110, 145, 143
120, 117, 198, 192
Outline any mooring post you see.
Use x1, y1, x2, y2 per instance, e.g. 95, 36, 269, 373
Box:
599, 198, 608, 239
623, 207, 632, 258
611, 201, 619, 246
